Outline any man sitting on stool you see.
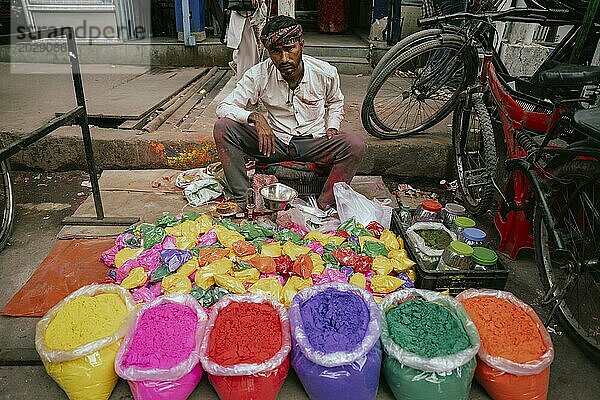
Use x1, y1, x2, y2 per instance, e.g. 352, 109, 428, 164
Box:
213, 15, 366, 211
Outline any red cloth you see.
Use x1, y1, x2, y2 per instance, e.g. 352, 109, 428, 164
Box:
318, 0, 348, 33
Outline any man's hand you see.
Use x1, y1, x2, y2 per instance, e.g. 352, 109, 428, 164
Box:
326, 128, 340, 139
248, 112, 276, 157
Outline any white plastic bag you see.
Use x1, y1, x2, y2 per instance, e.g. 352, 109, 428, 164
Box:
333, 182, 393, 228
406, 222, 457, 258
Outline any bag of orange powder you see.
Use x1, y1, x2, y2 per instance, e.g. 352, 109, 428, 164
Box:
456, 289, 554, 400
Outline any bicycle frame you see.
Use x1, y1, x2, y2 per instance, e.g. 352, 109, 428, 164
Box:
477, 39, 600, 260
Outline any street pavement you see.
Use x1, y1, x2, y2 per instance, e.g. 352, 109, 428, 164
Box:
0, 171, 598, 399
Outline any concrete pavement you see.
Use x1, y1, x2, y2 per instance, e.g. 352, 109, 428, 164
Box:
0, 62, 454, 180
0, 171, 598, 399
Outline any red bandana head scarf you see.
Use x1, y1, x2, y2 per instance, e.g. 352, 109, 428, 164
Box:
260, 23, 303, 50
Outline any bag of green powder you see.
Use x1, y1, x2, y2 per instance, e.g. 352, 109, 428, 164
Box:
380, 289, 480, 400
406, 223, 457, 269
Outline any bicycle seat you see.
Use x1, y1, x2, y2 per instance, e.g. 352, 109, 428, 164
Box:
536, 64, 600, 88
573, 107, 600, 141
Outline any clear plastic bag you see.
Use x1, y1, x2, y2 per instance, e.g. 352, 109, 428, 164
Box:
456, 289, 554, 400
289, 283, 383, 400
380, 289, 480, 400
380, 289, 480, 373
200, 293, 291, 376
114, 293, 208, 400
289, 282, 381, 368
406, 222, 457, 269
35, 284, 137, 400
199, 293, 291, 400
333, 182, 393, 228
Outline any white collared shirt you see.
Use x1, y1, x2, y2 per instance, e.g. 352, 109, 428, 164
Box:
216, 54, 345, 144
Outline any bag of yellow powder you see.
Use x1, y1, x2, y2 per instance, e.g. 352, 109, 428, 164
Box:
35, 284, 136, 400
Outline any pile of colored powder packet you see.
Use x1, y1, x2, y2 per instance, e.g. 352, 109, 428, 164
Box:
100, 211, 417, 307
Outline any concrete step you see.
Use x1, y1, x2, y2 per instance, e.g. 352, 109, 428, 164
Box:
1, 72, 452, 179
0, 126, 452, 180
303, 44, 369, 59
322, 56, 372, 75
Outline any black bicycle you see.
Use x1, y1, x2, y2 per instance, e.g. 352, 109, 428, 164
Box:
424, 5, 600, 360
360, 0, 593, 139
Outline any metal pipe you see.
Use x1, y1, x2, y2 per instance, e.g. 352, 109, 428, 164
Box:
66, 27, 105, 220
181, 0, 196, 47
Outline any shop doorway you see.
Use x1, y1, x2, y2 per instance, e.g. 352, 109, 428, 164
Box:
151, 0, 177, 37
295, 0, 372, 35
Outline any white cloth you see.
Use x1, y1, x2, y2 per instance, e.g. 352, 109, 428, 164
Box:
226, 3, 267, 77
216, 54, 345, 145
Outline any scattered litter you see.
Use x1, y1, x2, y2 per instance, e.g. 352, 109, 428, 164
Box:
77, 192, 85, 196
81, 180, 92, 188
34, 174, 42, 180
440, 179, 458, 192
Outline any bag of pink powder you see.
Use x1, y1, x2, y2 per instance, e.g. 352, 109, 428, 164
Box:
115, 293, 208, 400
199, 293, 292, 400
288, 282, 383, 400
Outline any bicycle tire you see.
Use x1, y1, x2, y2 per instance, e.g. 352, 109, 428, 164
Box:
362, 34, 478, 139
370, 28, 448, 82
534, 159, 600, 362
452, 92, 497, 215
0, 160, 14, 251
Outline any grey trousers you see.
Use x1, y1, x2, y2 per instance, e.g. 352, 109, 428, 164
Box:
213, 117, 366, 207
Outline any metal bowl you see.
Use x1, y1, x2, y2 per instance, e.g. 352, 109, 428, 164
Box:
259, 183, 298, 211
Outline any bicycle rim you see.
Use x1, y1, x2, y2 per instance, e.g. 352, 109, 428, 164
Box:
535, 160, 600, 361
0, 160, 14, 251
362, 35, 476, 139
452, 93, 497, 215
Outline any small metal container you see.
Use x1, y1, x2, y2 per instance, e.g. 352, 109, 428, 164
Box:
441, 203, 466, 229
259, 183, 298, 211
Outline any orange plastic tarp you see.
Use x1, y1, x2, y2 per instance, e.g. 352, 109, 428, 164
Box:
2, 238, 114, 317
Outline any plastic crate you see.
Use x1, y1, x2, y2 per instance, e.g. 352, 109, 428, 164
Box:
277, 177, 328, 197
391, 209, 508, 295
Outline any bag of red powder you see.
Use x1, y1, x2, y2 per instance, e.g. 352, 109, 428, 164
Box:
115, 293, 208, 400
289, 282, 382, 400
456, 289, 554, 400
199, 293, 291, 400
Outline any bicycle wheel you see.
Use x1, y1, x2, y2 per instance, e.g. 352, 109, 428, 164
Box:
370, 28, 448, 81
0, 160, 14, 251
452, 92, 497, 215
534, 160, 600, 362
362, 34, 478, 139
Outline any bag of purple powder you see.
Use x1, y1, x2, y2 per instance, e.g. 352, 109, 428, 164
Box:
289, 282, 382, 400
115, 293, 208, 400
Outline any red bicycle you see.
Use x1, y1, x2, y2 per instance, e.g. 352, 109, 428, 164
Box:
423, 6, 600, 360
